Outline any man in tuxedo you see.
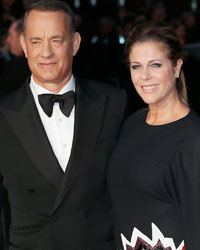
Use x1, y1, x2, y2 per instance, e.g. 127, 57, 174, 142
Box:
0, 1, 126, 250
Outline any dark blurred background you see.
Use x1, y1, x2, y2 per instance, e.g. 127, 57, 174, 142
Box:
1, 0, 200, 115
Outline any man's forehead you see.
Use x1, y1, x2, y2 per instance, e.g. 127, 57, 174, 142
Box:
27, 9, 68, 21
25, 10, 70, 32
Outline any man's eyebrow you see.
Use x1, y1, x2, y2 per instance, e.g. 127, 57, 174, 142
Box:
29, 35, 64, 41
29, 37, 41, 41
51, 35, 64, 39
50, 35, 64, 40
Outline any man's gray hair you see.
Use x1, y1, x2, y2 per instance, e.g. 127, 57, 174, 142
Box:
23, 0, 75, 35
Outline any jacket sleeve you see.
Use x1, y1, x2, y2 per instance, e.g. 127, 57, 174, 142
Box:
0, 174, 4, 249
0, 174, 8, 250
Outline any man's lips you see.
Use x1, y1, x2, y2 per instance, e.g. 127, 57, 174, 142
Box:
40, 62, 56, 66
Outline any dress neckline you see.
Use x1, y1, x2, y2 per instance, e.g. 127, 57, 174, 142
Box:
144, 109, 191, 128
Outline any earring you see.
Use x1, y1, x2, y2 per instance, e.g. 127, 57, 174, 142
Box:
175, 72, 180, 78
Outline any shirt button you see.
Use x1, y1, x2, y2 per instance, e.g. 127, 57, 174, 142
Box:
59, 118, 62, 122
64, 144, 67, 148
27, 188, 35, 194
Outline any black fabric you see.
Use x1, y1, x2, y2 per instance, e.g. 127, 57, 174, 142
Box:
38, 91, 75, 117
0, 55, 31, 96
108, 108, 200, 250
0, 77, 127, 250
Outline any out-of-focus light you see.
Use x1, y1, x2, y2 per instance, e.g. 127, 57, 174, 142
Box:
90, 0, 97, 6
119, 35, 125, 44
191, 0, 197, 10
91, 36, 98, 44
74, 0, 80, 8
118, 0, 125, 6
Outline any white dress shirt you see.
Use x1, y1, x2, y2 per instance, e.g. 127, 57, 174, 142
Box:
30, 75, 75, 172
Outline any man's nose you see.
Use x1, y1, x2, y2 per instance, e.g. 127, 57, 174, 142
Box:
40, 42, 53, 58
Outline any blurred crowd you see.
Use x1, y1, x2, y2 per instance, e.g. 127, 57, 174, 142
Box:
1, 0, 200, 113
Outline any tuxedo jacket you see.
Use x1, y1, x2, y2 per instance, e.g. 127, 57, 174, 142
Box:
0, 77, 126, 250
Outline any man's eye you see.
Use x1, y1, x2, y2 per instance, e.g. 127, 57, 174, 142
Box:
31, 41, 40, 45
52, 40, 63, 45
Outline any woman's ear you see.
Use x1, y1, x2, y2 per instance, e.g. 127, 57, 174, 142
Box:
175, 58, 183, 78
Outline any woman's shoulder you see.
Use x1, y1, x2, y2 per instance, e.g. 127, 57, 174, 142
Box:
188, 109, 200, 122
125, 107, 148, 123
173, 109, 200, 149
120, 108, 148, 133
185, 109, 200, 132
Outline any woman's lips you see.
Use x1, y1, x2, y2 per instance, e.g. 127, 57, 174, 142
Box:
141, 84, 159, 92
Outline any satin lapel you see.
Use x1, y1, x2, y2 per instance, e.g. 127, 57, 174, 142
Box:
1, 82, 63, 188
52, 79, 107, 213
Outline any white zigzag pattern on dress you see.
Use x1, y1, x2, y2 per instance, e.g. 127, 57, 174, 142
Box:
121, 223, 184, 250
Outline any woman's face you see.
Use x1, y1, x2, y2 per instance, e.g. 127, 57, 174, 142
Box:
129, 41, 182, 107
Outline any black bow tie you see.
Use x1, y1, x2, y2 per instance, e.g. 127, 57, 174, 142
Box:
38, 91, 75, 117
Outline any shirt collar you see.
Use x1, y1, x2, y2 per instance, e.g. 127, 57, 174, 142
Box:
30, 75, 75, 98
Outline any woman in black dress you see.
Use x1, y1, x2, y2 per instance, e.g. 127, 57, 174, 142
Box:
108, 21, 200, 250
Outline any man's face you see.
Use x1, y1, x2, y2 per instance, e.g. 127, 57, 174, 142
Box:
6, 22, 22, 56
21, 10, 80, 89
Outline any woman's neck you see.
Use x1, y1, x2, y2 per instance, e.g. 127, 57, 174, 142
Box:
146, 99, 189, 125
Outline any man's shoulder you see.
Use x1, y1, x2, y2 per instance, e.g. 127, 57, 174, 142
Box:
76, 77, 126, 98
0, 88, 18, 102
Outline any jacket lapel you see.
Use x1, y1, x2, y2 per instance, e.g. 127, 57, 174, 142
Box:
52, 78, 107, 213
0, 80, 63, 188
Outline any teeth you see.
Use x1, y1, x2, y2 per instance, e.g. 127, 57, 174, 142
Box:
143, 85, 156, 90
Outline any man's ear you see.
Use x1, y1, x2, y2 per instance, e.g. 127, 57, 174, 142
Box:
20, 34, 27, 58
72, 32, 81, 56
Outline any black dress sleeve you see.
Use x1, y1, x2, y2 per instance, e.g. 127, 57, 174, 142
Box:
171, 135, 200, 250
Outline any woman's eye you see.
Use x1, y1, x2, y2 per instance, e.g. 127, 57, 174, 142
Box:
131, 65, 140, 70
152, 63, 162, 67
